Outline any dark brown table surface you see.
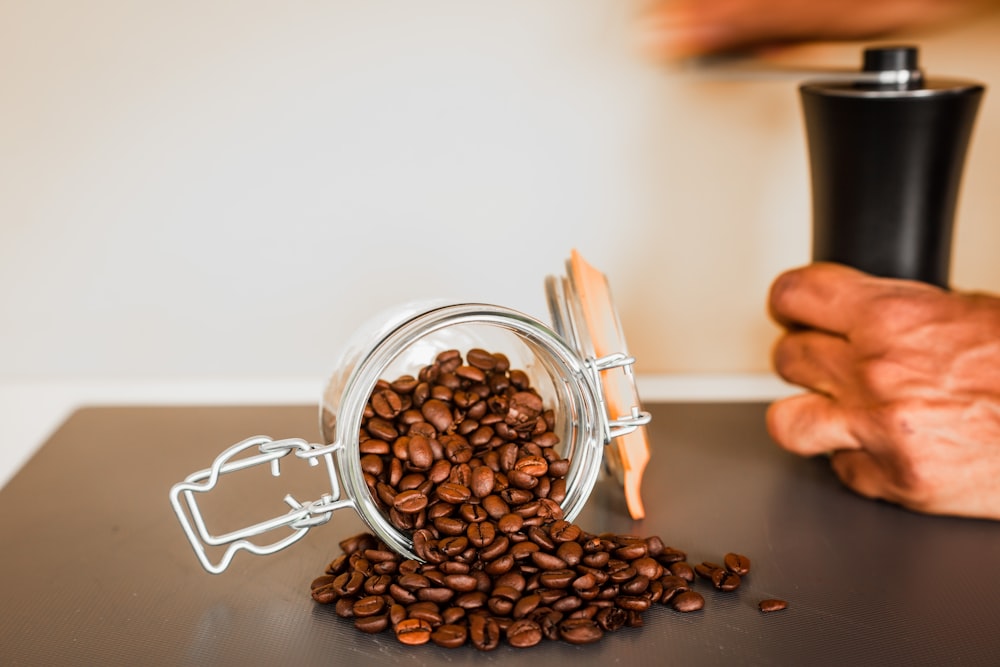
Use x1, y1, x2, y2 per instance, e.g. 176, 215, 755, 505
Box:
2, 402, 998, 666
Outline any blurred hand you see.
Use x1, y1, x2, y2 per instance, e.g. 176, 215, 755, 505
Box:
639, 0, 996, 59
767, 263, 1000, 520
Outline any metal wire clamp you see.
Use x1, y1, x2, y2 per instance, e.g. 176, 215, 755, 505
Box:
586, 352, 652, 441
169, 436, 351, 574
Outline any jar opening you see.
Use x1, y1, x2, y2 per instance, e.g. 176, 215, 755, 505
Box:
325, 304, 606, 560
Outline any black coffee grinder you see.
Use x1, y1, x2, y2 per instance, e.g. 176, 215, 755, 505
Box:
800, 46, 984, 288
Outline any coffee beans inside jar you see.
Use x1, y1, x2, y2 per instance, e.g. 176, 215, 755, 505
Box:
311, 348, 779, 650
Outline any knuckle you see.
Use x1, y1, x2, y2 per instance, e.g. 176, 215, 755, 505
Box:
768, 268, 806, 315
771, 336, 795, 378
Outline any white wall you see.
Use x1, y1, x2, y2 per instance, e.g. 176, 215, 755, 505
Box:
3, 1, 1000, 381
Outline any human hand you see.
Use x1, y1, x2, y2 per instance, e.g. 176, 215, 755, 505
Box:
766, 262, 1000, 520
638, 0, 995, 60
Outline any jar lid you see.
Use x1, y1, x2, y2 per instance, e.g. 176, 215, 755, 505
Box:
545, 250, 650, 520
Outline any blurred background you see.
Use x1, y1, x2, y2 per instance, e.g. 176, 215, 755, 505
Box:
3, 0, 1000, 384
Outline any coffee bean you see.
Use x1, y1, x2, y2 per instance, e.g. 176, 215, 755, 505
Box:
551, 595, 582, 613
363, 574, 392, 595
395, 617, 432, 645
512, 593, 541, 619
455, 364, 486, 383
547, 458, 570, 478
582, 550, 610, 568
442, 606, 466, 625
438, 560, 470, 575
432, 516, 465, 537
657, 547, 688, 565
695, 562, 721, 581
465, 348, 498, 371
506, 391, 543, 427
555, 541, 583, 567
570, 604, 600, 620
469, 613, 501, 651
496, 442, 518, 471
341, 571, 365, 596
352, 595, 386, 617
339, 532, 378, 555
431, 623, 468, 648
397, 472, 424, 491
615, 595, 651, 612
392, 489, 428, 514
438, 536, 469, 557
531, 551, 567, 571
632, 557, 663, 580
363, 548, 397, 563
417, 586, 454, 604
595, 606, 628, 632
310, 582, 337, 604
487, 596, 514, 616
482, 554, 513, 577
497, 513, 524, 534
546, 520, 578, 542
712, 568, 742, 592
621, 574, 650, 595
435, 349, 461, 368
539, 569, 576, 589
506, 618, 543, 648
426, 459, 451, 485
467, 522, 496, 548
527, 525, 555, 551
371, 389, 403, 419
614, 543, 648, 561
558, 618, 603, 645
513, 455, 548, 477
406, 436, 434, 470
335, 597, 355, 618
443, 436, 473, 465
481, 495, 509, 520
608, 565, 637, 584
310, 574, 336, 590
548, 478, 567, 503
436, 482, 472, 505
759, 598, 788, 613
366, 417, 398, 441
421, 399, 454, 434
355, 613, 389, 634
724, 552, 751, 576
459, 502, 488, 523
501, 488, 534, 506
407, 600, 443, 625
388, 374, 417, 394
671, 590, 705, 613
509, 541, 539, 560
443, 574, 479, 593
669, 561, 695, 583
478, 535, 510, 562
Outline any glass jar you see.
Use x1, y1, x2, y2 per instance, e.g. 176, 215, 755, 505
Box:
170, 251, 650, 574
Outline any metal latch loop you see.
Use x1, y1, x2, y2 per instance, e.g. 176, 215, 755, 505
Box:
169, 436, 350, 574
586, 353, 652, 442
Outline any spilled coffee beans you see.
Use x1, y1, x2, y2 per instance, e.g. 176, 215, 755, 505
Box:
311, 349, 775, 650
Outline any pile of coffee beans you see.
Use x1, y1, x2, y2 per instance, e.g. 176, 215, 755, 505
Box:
310, 348, 784, 650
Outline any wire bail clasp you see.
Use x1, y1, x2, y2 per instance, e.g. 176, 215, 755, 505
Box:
169, 436, 352, 574
587, 352, 652, 442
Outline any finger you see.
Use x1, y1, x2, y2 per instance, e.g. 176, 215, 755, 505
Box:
766, 392, 862, 456
829, 449, 897, 503
772, 328, 855, 397
768, 263, 878, 336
